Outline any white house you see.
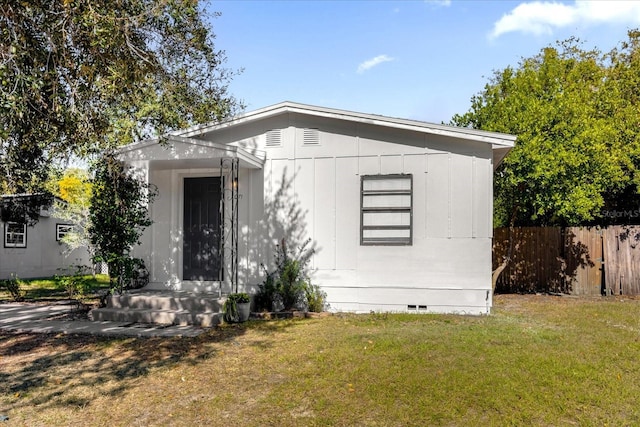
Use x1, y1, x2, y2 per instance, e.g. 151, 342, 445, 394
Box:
119, 102, 515, 314
0, 195, 92, 279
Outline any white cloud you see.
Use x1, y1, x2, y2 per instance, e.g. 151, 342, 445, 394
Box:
489, 1, 640, 39
426, 0, 452, 7
357, 55, 395, 74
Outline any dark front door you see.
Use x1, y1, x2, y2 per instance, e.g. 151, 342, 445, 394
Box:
183, 177, 222, 281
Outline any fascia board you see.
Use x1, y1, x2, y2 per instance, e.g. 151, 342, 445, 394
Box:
173, 101, 516, 149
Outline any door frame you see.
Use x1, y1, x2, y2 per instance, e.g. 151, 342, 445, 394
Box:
175, 170, 224, 290
182, 175, 223, 282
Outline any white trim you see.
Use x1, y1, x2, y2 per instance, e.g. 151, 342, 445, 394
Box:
174, 170, 225, 291
172, 101, 516, 148
56, 224, 74, 241
118, 136, 266, 169
4, 222, 26, 248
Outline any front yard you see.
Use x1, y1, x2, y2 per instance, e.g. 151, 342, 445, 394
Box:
0, 274, 110, 303
2, 294, 640, 425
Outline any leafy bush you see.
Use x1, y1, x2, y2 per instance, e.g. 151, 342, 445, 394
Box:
89, 153, 156, 294
255, 267, 278, 312
257, 238, 326, 312
0, 274, 25, 301
55, 264, 92, 300
277, 254, 306, 310
122, 257, 149, 290
304, 283, 327, 313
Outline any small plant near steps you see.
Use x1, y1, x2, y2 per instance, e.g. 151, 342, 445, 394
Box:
223, 292, 251, 323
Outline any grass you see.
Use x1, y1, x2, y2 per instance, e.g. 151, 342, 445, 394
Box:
0, 274, 110, 302
2, 294, 640, 425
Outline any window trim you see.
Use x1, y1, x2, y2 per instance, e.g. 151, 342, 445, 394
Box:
56, 223, 74, 242
4, 222, 27, 248
360, 174, 413, 246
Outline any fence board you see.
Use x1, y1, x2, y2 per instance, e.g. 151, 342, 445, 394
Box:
493, 226, 603, 295
493, 227, 564, 293
604, 226, 640, 295
564, 227, 602, 295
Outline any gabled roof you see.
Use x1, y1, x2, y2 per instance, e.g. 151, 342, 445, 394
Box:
118, 135, 266, 170
173, 101, 516, 148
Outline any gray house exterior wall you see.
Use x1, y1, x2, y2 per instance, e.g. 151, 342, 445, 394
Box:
0, 214, 91, 280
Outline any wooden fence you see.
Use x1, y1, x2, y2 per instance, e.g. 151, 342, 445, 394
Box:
493, 226, 640, 295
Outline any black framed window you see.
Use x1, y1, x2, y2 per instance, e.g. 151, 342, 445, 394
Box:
360, 174, 413, 245
56, 224, 74, 241
4, 222, 26, 248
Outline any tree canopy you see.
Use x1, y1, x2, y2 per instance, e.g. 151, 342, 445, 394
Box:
452, 31, 640, 227
1, 0, 240, 194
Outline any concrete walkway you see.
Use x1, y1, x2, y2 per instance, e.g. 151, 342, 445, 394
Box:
0, 302, 205, 337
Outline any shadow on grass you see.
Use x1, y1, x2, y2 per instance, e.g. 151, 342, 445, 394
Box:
0, 318, 303, 412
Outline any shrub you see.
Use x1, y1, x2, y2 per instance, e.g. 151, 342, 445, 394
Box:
0, 274, 24, 301
304, 283, 327, 313
89, 152, 156, 295
257, 238, 326, 312
55, 264, 92, 300
255, 267, 278, 312
122, 257, 149, 290
277, 254, 306, 310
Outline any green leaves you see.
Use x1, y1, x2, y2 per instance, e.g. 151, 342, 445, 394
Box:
0, 193, 54, 226
89, 152, 156, 293
0, 1, 241, 193
453, 32, 640, 226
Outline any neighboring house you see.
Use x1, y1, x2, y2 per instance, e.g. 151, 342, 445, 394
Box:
0, 195, 91, 279
119, 102, 515, 314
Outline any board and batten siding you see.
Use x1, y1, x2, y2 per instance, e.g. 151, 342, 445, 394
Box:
129, 106, 505, 315
243, 120, 494, 314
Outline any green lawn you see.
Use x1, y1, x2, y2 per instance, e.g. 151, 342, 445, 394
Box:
0, 274, 110, 302
1, 294, 640, 425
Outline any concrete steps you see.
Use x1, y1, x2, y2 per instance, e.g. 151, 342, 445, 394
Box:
90, 291, 224, 327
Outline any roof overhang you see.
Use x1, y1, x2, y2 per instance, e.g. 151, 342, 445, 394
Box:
174, 101, 517, 149
492, 146, 512, 170
173, 101, 516, 170
122, 102, 514, 171
118, 135, 266, 170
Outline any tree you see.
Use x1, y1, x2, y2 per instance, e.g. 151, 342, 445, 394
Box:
1, 0, 240, 195
451, 33, 640, 228
47, 168, 93, 256
89, 153, 156, 294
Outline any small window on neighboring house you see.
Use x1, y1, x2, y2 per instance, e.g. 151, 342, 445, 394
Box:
4, 222, 26, 248
56, 224, 74, 241
361, 174, 413, 246
303, 128, 320, 145
266, 129, 282, 147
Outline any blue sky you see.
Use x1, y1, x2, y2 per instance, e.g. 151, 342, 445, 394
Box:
210, 1, 640, 124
